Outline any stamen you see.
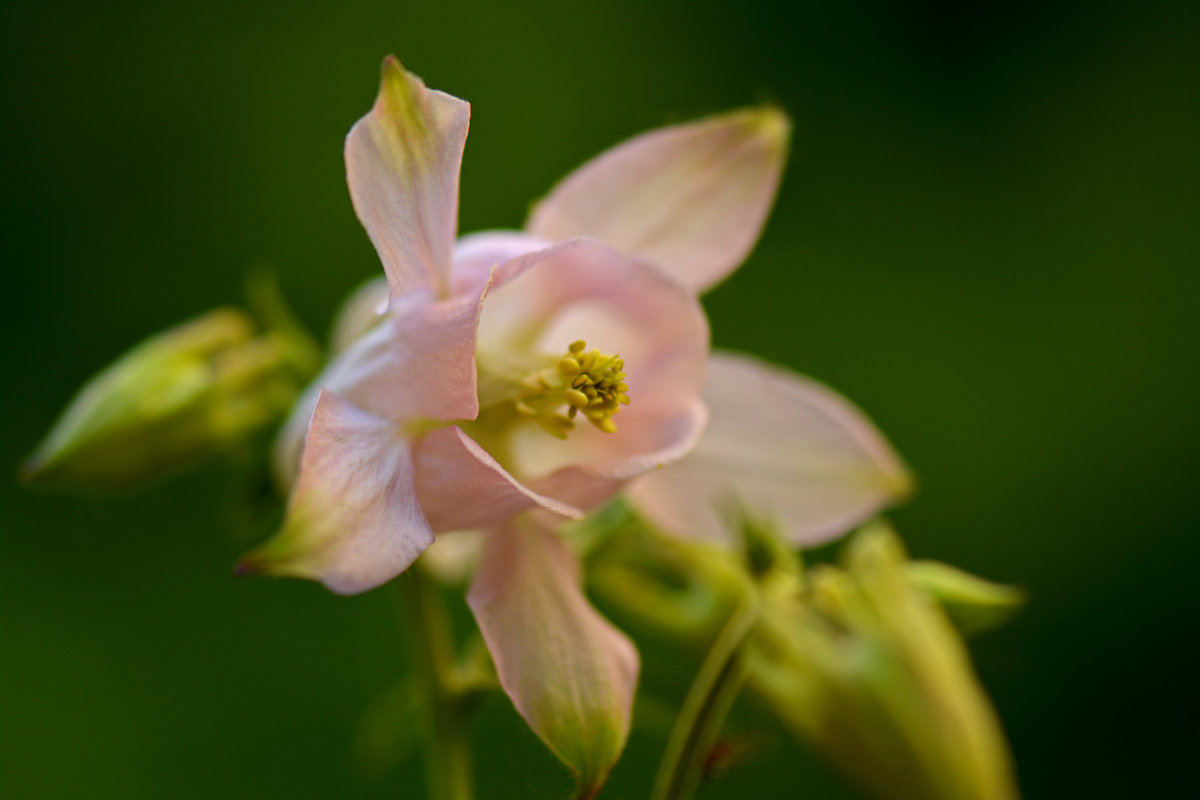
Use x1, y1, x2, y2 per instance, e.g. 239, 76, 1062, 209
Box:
513, 340, 630, 439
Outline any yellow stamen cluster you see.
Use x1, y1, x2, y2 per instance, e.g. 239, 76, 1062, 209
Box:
515, 340, 630, 439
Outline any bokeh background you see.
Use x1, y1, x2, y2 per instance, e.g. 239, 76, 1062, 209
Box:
3, 0, 1197, 797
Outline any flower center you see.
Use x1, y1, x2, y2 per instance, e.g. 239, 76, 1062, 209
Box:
511, 340, 630, 440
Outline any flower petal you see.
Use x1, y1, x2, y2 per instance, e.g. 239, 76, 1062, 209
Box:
519, 398, 709, 511
273, 280, 489, 488
476, 238, 711, 509
450, 229, 551, 295
239, 390, 433, 595
468, 521, 638, 796
526, 107, 789, 293
480, 237, 710, 405
627, 351, 913, 546
346, 56, 469, 301
328, 285, 486, 422
413, 425, 583, 531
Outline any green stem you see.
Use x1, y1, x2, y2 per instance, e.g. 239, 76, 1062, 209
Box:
396, 570, 474, 800
650, 596, 761, 800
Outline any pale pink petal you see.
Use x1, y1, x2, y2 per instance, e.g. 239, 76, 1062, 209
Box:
327, 280, 488, 424
238, 391, 433, 595
272, 282, 488, 489
518, 399, 709, 511
474, 238, 710, 508
627, 351, 913, 546
480, 237, 709, 404
523, 473, 626, 521
413, 425, 583, 531
526, 108, 790, 293
346, 56, 469, 301
450, 229, 551, 295
468, 521, 638, 795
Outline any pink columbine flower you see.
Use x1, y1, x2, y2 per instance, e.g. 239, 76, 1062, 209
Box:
238, 55, 790, 790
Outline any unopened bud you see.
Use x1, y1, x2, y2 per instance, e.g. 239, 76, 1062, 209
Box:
21, 308, 313, 490
746, 523, 1020, 800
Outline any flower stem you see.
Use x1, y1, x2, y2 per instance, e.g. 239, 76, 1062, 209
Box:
650, 596, 761, 800
396, 569, 474, 800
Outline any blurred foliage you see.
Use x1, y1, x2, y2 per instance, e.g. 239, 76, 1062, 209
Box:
3, 0, 1198, 797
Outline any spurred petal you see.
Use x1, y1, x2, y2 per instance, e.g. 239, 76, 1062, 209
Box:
239, 390, 433, 595
273, 281, 488, 488
526, 107, 789, 293
468, 522, 638, 797
346, 56, 469, 301
413, 425, 583, 531
627, 351, 912, 546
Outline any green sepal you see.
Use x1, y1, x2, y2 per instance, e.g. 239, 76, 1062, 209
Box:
907, 560, 1026, 636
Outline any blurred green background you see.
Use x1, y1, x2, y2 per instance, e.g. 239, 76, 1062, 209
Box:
3, 0, 1197, 796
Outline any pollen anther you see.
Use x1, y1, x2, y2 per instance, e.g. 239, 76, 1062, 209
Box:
514, 340, 630, 439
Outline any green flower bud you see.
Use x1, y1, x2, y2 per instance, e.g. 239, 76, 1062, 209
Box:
744, 523, 1020, 800
21, 308, 314, 490
584, 506, 1020, 800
